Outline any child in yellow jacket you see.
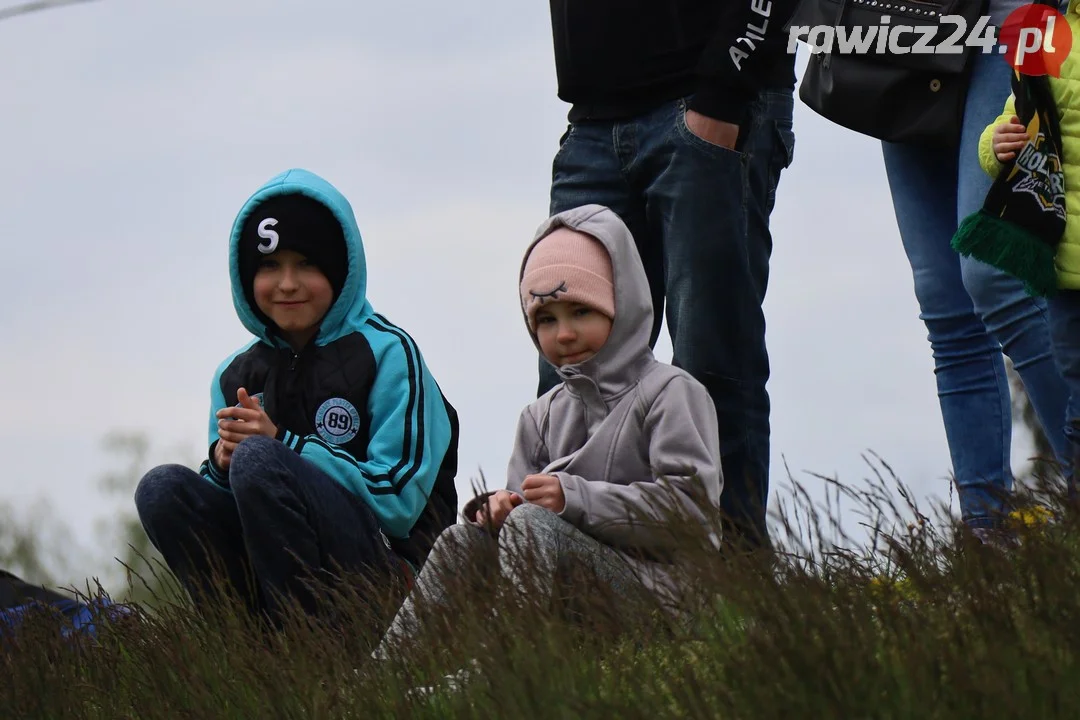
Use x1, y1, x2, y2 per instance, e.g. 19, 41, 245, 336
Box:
978, 0, 1080, 491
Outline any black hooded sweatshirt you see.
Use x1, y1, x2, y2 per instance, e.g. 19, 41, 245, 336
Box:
549, 0, 800, 126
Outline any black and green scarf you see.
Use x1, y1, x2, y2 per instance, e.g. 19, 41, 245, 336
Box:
952, 61, 1066, 297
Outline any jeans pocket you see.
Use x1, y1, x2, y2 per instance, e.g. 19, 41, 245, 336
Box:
763, 118, 795, 211
675, 99, 745, 160
773, 119, 795, 170
553, 123, 576, 165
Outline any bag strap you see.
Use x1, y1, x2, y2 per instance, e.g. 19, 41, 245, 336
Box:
831, 0, 848, 25
819, 0, 983, 70
822, 0, 849, 69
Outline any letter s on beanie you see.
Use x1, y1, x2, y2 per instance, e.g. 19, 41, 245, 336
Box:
519, 228, 615, 330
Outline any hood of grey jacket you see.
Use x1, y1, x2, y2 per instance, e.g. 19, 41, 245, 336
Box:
521, 204, 654, 401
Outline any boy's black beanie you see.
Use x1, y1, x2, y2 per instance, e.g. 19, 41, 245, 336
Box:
237, 193, 349, 308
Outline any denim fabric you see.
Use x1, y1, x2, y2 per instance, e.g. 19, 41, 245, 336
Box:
881, 26, 1069, 527
1049, 290, 1080, 488
135, 435, 400, 623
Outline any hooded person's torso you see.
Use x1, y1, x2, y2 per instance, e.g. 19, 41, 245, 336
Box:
204, 169, 459, 566
978, 2, 1080, 289
516, 204, 674, 476
508, 205, 723, 600
1048, 0, 1080, 287
219, 169, 378, 442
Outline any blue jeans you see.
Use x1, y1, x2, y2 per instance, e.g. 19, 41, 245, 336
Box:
1049, 290, 1080, 487
881, 19, 1069, 527
543, 91, 796, 549
134, 436, 401, 624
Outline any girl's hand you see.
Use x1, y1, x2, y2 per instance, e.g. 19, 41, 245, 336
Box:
475, 490, 524, 531
521, 474, 566, 513
993, 115, 1029, 162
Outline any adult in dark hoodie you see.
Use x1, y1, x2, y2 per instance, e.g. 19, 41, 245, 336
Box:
538, 0, 800, 550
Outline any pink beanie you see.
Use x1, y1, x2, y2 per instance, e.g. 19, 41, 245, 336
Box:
520, 228, 614, 330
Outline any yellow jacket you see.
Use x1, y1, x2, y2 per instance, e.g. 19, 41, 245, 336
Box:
979, 0, 1080, 289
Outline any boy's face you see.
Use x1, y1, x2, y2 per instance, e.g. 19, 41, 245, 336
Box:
534, 301, 612, 367
253, 248, 333, 348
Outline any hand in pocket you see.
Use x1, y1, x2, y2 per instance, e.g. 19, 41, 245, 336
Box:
685, 110, 740, 150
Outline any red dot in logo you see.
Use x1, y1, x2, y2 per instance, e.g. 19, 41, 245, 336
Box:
999, 3, 1072, 77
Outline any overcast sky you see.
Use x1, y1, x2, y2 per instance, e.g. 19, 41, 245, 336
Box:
0, 0, 1037, 576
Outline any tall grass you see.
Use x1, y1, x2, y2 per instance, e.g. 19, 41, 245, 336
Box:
4, 460, 1080, 719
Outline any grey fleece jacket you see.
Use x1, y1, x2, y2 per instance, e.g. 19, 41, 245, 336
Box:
507, 204, 723, 601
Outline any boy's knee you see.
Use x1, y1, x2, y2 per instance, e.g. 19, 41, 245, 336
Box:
134, 464, 191, 521
230, 436, 293, 499
229, 436, 286, 491
230, 435, 279, 469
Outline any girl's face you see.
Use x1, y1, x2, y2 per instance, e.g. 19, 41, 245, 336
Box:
534, 301, 612, 367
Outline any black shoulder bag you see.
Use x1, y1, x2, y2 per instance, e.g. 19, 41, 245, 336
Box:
794, 0, 990, 146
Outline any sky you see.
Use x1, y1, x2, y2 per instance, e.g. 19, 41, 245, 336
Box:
0, 0, 1040, 575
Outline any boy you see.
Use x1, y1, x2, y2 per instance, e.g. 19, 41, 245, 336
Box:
374, 204, 723, 659
135, 169, 459, 625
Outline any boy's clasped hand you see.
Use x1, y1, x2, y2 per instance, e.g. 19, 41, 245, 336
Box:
214, 387, 279, 470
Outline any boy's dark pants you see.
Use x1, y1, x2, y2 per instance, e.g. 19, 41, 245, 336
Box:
1049, 289, 1080, 495
134, 435, 401, 624
542, 91, 795, 550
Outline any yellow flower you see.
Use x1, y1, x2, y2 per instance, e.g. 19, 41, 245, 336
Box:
868, 575, 918, 603
1008, 505, 1054, 529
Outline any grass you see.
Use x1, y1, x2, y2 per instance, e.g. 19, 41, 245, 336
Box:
4, 458, 1080, 719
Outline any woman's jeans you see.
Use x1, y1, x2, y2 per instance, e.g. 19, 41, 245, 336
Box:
1048, 291, 1080, 490
881, 2, 1069, 527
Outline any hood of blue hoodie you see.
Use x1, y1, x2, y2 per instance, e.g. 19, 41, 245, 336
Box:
229, 168, 373, 347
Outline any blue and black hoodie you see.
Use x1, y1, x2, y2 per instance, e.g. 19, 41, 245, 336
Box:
198, 169, 459, 569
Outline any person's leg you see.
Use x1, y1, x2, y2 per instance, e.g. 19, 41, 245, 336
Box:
882, 136, 1015, 527
734, 88, 795, 543
956, 45, 1070, 472
740, 90, 796, 311
544, 119, 659, 396
497, 503, 647, 611
373, 523, 496, 659
134, 465, 261, 612
228, 436, 403, 622
1047, 291, 1080, 496
638, 92, 793, 550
